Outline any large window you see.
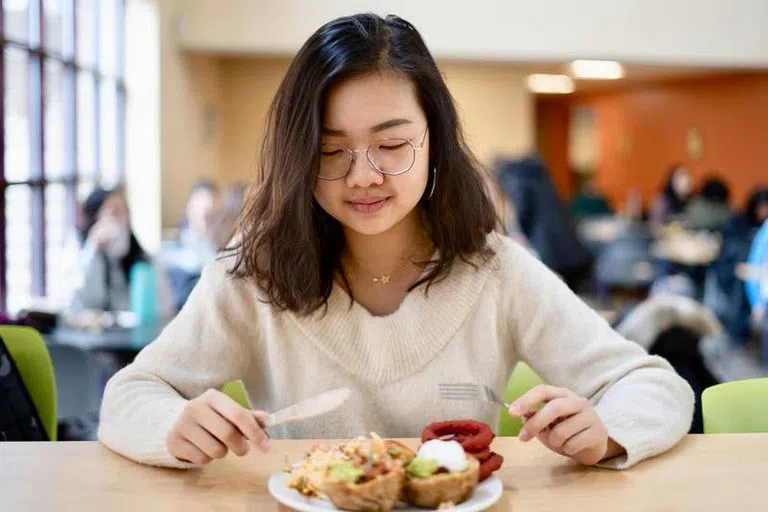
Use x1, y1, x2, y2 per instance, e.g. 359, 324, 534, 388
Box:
1, 0, 125, 314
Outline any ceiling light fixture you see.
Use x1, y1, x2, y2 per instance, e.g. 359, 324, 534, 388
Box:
526, 74, 575, 94
570, 60, 625, 80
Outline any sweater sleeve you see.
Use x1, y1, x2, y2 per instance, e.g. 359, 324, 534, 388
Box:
498, 237, 694, 469
98, 256, 258, 468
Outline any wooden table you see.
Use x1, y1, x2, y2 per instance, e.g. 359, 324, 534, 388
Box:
2, 435, 767, 511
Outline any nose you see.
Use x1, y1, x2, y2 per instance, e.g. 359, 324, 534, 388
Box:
345, 150, 384, 189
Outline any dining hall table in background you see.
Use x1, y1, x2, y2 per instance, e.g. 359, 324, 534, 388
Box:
43, 321, 170, 413
47, 321, 167, 353
1, 434, 766, 511
47, 320, 168, 376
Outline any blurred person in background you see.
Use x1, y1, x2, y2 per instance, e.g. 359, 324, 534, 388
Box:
178, 180, 221, 266
569, 175, 613, 220
650, 165, 692, 234
482, 168, 531, 251
211, 182, 248, 249
705, 187, 768, 342
161, 180, 222, 311
65, 187, 173, 318
497, 156, 592, 290
683, 176, 731, 232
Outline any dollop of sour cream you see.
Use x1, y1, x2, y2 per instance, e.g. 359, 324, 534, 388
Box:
416, 440, 468, 473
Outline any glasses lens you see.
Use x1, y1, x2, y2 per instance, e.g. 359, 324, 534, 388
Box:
318, 144, 351, 179
369, 140, 415, 175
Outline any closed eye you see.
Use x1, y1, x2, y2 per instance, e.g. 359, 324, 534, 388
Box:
378, 141, 409, 151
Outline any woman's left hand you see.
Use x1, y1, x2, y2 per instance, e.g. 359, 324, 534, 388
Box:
507, 385, 625, 466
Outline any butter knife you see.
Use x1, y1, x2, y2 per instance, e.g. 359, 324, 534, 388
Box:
261, 387, 351, 428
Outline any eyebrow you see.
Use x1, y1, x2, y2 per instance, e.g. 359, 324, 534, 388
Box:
322, 118, 413, 136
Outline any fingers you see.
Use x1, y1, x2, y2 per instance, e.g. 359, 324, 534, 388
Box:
518, 395, 587, 441
166, 389, 273, 465
505, 385, 611, 466
196, 405, 251, 457
205, 390, 270, 452
183, 423, 229, 460
168, 436, 213, 466
252, 410, 272, 424
542, 412, 592, 451
508, 385, 570, 418
562, 429, 605, 465
251, 410, 273, 440
87, 222, 110, 248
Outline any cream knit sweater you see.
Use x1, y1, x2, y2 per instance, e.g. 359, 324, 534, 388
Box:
98, 234, 694, 469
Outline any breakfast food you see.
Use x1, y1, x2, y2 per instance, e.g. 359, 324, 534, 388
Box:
402, 439, 480, 509
421, 420, 503, 482
285, 421, 502, 510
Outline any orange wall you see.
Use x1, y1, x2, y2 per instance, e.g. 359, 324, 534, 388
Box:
535, 98, 573, 198
537, 73, 768, 209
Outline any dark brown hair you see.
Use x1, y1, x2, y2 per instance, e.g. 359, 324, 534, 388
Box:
231, 13, 498, 314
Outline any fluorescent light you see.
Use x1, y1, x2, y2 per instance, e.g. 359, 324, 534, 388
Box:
526, 74, 575, 94
570, 60, 624, 80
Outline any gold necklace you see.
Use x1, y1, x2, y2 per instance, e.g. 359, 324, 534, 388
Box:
370, 256, 414, 284
345, 242, 432, 285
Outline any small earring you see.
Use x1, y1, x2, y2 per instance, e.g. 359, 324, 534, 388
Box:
427, 167, 437, 200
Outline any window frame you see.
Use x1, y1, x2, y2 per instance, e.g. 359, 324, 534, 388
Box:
0, 0, 126, 313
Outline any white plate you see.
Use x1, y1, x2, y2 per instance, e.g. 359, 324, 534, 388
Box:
267, 472, 504, 511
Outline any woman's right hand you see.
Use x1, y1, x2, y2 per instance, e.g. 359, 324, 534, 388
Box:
166, 389, 271, 465
86, 217, 117, 250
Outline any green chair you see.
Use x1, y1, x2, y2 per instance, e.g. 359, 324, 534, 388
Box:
702, 378, 768, 434
498, 361, 544, 436
221, 379, 251, 409
0, 326, 57, 440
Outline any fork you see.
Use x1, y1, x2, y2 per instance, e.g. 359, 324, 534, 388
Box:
438, 383, 510, 409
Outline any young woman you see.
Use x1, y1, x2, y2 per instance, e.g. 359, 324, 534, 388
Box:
99, 14, 693, 471
650, 165, 693, 233
66, 187, 173, 318
683, 176, 731, 232
708, 187, 768, 341
161, 180, 221, 310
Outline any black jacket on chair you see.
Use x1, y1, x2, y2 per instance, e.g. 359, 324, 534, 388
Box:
649, 327, 719, 434
0, 335, 49, 441
497, 156, 592, 286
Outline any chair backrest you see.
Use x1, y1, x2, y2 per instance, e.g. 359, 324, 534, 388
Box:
498, 361, 544, 436
702, 378, 768, 433
0, 326, 57, 440
221, 380, 250, 409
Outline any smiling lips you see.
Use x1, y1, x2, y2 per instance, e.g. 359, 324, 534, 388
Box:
348, 197, 389, 213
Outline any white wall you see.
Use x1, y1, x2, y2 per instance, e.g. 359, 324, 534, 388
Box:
125, 0, 162, 251
440, 62, 533, 163
158, 0, 223, 228
174, 0, 768, 67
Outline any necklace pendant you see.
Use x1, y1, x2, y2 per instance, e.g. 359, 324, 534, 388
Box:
373, 274, 391, 284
